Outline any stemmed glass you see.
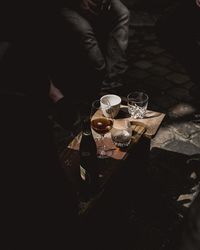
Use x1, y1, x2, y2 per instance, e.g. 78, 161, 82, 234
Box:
90, 99, 113, 159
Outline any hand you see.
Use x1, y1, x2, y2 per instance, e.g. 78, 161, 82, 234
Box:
80, 0, 99, 15
196, 0, 200, 7
49, 81, 64, 103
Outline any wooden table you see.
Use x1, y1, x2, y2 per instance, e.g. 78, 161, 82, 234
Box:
61, 106, 165, 216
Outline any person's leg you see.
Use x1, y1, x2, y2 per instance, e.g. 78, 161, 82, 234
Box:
51, 8, 106, 118
156, 1, 200, 96
100, 0, 130, 80
61, 8, 106, 73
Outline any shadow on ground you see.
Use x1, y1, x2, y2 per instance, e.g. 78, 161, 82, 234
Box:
118, 148, 200, 250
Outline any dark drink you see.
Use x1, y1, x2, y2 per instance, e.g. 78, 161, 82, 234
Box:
91, 118, 113, 135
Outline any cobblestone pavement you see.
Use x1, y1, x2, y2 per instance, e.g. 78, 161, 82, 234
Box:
101, 6, 200, 161
110, 24, 200, 156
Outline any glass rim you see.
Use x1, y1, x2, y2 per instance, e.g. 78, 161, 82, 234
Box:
127, 91, 149, 103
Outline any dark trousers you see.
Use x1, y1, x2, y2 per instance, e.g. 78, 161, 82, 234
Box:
51, 0, 129, 111
156, 0, 200, 85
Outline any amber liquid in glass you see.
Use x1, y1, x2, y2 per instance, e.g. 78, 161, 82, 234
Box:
91, 118, 113, 135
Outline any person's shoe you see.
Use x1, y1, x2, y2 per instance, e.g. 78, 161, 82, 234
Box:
101, 76, 124, 94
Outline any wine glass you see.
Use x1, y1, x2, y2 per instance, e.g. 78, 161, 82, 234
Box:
90, 99, 113, 159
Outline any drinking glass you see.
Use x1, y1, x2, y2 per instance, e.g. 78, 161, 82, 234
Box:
90, 99, 113, 159
111, 120, 132, 148
127, 91, 149, 119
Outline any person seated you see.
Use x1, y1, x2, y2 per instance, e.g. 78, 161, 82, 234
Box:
49, 0, 130, 123
155, 0, 200, 100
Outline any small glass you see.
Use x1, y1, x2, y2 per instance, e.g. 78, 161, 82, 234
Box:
127, 91, 149, 119
111, 120, 132, 148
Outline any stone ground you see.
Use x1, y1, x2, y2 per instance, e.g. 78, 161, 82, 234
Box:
54, 2, 200, 250
97, 12, 200, 250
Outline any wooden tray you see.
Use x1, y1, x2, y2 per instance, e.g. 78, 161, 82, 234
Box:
115, 105, 165, 139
